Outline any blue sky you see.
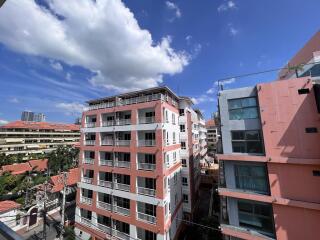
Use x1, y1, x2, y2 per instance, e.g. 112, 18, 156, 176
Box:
0, 0, 319, 124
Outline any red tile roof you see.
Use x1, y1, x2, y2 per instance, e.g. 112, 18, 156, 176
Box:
1, 162, 32, 175
1, 159, 48, 175
28, 159, 48, 172
0, 200, 21, 213
0, 120, 80, 131
206, 119, 216, 127
50, 168, 79, 193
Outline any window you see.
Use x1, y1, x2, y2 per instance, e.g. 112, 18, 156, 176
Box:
137, 228, 157, 240
174, 172, 177, 184
181, 159, 187, 167
180, 124, 185, 132
182, 177, 188, 186
181, 141, 186, 150
231, 130, 264, 154
228, 97, 258, 120
183, 194, 189, 203
173, 152, 177, 162
179, 109, 185, 116
235, 164, 269, 194
238, 200, 274, 236
172, 113, 176, 124
165, 110, 169, 123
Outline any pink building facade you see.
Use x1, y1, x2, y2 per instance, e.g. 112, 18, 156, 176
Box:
218, 76, 320, 240
74, 87, 205, 240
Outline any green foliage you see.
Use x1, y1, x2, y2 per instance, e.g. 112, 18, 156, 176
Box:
64, 226, 76, 240
47, 145, 79, 175
15, 197, 25, 205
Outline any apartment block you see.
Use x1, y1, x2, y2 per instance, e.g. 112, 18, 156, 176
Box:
217, 76, 320, 240
0, 121, 80, 156
75, 87, 190, 240
206, 119, 219, 155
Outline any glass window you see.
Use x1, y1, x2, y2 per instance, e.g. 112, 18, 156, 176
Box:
181, 142, 186, 149
180, 124, 185, 132
179, 109, 185, 116
238, 200, 274, 237
181, 159, 187, 167
183, 194, 189, 203
231, 130, 264, 154
235, 165, 269, 194
228, 97, 258, 120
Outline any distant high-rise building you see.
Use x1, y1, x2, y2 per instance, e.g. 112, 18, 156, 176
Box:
21, 111, 45, 122
21, 111, 34, 121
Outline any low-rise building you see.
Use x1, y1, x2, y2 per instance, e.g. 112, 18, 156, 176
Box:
0, 201, 22, 231
0, 121, 80, 156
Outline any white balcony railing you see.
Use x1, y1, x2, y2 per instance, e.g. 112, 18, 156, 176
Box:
85, 122, 96, 128
101, 139, 114, 146
115, 140, 131, 146
97, 201, 112, 211
114, 182, 130, 192
138, 116, 155, 124
98, 180, 112, 188
114, 161, 130, 168
102, 120, 114, 127
81, 197, 93, 205
137, 212, 156, 224
100, 159, 113, 166
138, 140, 155, 147
115, 119, 131, 126
113, 205, 130, 216
97, 223, 111, 234
137, 162, 156, 171
85, 140, 95, 146
83, 158, 94, 164
112, 229, 130, 240
137, 187, 156, 196
82, 177, 93, 184
80, 217, 92, 226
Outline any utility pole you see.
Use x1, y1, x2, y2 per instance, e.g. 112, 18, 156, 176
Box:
42, 181, 48, 240
59, 172, 68, 240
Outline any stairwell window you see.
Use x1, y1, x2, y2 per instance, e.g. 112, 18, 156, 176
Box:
228, 97, 259, 120
231, 130, 264, 154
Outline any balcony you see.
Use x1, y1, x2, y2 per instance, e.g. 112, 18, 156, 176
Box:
82, 177, 93, 184
97, 201, 112, 211
100, 159, 113, 166
115, 140, 131, 146
112, 229, 130, 240
83, 158, 94, 164
114, 161, 130, 168
84, 140, 95, 146
113, 205, 130, 216
114, 182, 130, 192
137, 162, 156, 171
98, 180, 112, 188
85, 122, 96, 128
139, 116, 155, 124
137, 212, 156, 224
115, 119, 131, 126
101, 139, 114, 146
137, 187, 156, 196
97, 223, 111, 234
80, 217, 92, 226
102, 120, 115, 127
138, 139, 155, 147
81, 197, 93, 205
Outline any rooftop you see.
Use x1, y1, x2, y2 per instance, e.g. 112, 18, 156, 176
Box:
0, 201, 21, 213
0, 121, 80, 131
206, 119, 216, 127
1, 159, 48, 175
50, 168, 79, 192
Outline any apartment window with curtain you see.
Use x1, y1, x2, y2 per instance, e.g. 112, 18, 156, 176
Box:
228, 97, 258, 120
231, 130, 264, 154
237, 200, 274, 237
235, 164, 269, 194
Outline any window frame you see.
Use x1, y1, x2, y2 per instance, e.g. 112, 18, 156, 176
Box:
228, 97, 259, 120
231, 130, 264, 155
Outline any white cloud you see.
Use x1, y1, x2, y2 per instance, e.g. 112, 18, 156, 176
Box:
66, 72, 71, 81
166, 1, 182, 19
50, 60, 63, 71
191, 95, 215, 105
185, 35, 192, 45
215, 77, 236, 86
56, 102, 86, 115
228, 23, 239, 36
8, 97, 19, 103
0, 119, 9, 125
206, 88, 215, 94
218, 1, 236, 12
0, 0, 189, 92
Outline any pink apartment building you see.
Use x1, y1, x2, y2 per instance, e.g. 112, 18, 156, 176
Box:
74, 87, 206, 240
218, 32, 320, 240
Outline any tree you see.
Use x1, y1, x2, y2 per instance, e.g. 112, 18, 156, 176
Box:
288, 63, 304, 78
63, 226, 76, 240
47, 146, 79, 175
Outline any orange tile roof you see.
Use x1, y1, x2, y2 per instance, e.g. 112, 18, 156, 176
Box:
28, 159, 48, 172
0, 120, 80, 131
1, 162, 32, 175
0, 200, 21, 213
50, 168, 79, 193
206, 119, 216, 127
